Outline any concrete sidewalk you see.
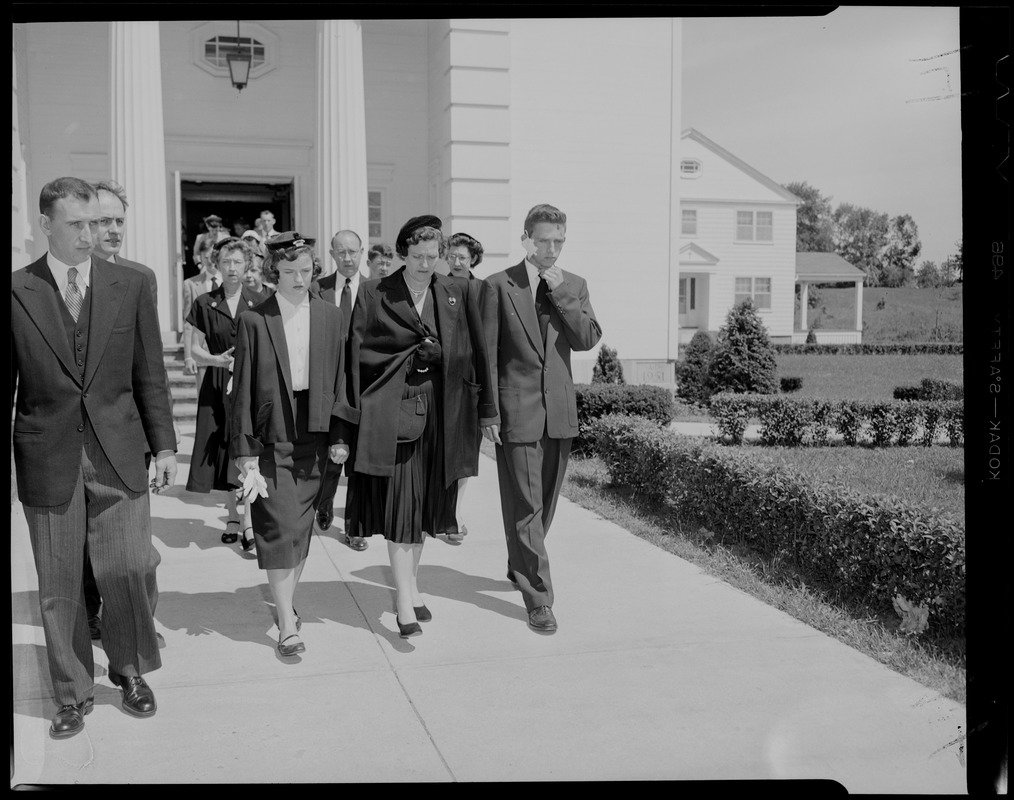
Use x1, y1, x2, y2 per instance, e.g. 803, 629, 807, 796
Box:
11, 431, 966, 789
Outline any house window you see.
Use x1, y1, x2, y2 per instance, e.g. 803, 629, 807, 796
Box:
681, 209, 697, 236
368, 190, 384, 243
203, 35, 267, 70
734, 277, 772, 310
736, 210, 774, 242
680, 159, 701, 177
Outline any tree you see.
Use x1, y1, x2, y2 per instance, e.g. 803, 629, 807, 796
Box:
916, 260, 941, 289
592, 343, 625, 384
784, 180, 834, 252
674, 330, 713, 404
878, 214, 922, 287
831, 203, 889, 286
940, 240, 963, 285
707, 299, 778, 395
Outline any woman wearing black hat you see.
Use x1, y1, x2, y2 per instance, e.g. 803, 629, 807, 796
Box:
186, 237, 264, 551
230, 233, 350, 657
340, 216, 497, 637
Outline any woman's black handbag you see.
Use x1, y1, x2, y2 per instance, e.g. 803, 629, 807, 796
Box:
397, 394, 428, 442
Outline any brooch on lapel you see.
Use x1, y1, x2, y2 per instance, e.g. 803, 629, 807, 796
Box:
448, 296, 457, 306
211, 301, 218, 308
247, 300, 254, 307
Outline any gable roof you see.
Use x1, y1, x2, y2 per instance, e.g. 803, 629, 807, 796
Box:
679, 242, 720, 268
681, 128, 800, 204
795, 252, 866, 282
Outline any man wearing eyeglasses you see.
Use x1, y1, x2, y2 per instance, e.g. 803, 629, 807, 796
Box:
313, 229, 369, 551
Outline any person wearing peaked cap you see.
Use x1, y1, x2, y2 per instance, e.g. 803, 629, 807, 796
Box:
230, 233, 350, 657
192, 214, 228, 269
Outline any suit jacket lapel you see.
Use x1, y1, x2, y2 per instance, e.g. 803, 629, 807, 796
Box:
262, 296, 296, 424
84, 257, 127, 390
306, 295, 330, 430
505, 262, 545, 359
380, 270, 427, 335
14, 258, 80, 382
431, 276, 460, 382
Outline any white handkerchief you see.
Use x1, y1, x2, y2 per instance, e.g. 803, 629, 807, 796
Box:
238, 466, 269, 504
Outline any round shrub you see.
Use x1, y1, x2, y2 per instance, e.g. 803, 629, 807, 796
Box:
707, 300, 778, 395
780, 376, 803, 393
675, 330, 714, 405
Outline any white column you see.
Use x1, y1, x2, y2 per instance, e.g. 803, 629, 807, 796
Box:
110, 21, 172, 340
855, 279, 864, 336
667, 18, 683, 364
800, 282, 809, 331
316, 20, 369, 260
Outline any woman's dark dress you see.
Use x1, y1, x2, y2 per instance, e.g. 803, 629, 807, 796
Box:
185, 285, 260, 493
346, 289, 459, 544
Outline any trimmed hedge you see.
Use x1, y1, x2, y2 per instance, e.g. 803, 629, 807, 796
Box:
587, 414, 965, 636
709, 393, 963, 447
774, 343, 963, 355
779, 376, 803, 393
893, 377, 964, 402
573, 383, 675, 454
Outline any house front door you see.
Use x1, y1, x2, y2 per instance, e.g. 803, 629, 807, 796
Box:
679, 276, 698, 327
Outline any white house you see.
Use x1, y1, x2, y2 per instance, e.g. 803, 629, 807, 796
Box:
12, 18, 688, 384
676, 128, 864, 345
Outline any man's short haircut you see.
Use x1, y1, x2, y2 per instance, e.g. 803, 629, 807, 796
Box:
92, 179, 129, 210
446, 233, 484, 268
368, 243, 394, 260
523, 203, 567, 236
195, 236, 216, 261
331, 230, 362, 251
39, 177, 97, 217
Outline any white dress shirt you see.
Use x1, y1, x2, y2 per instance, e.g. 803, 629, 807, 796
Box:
47, 252, 91, 301
525, 257, 546, 305
333, 270, 362, 308
275, 291, 311, 391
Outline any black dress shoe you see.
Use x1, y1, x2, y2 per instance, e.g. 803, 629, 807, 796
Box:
528, 606, 558, 633
397, 617, 422, 638
50, 697, 94, 739
316, 505, 334, 531
88, 615, 101, 640
343, 533, 368, 551
414, 605, 432, 622
108, 669, 157, 717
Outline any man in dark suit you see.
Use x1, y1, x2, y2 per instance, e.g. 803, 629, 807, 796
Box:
482, 204, 602, 633
11, 177, 177, 739
313, 229, 369, 551
81, 179, 176, 642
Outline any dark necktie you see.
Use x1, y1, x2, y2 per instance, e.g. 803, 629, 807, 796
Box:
536, 276, 550, 343
339, 278, 352, 337
65, 267, 83, 322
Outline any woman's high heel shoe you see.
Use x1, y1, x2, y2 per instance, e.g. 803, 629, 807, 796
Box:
278, 634, 305, 657
396, 615, 422, 638
221, 520, 240, 544
240, 527, 255, 552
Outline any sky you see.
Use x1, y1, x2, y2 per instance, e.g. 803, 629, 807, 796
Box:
681, 7, 962, 267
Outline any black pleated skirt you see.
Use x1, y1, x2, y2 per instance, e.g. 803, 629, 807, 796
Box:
249, 390, 328, 569
346, 371, 459, 544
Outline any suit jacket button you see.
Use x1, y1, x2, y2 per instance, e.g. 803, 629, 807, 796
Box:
77, 425, 84, 432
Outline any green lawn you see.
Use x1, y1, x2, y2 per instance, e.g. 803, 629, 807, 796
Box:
727, 444, 964, 522
775, 353, 963, 400
798, 285, 963, 342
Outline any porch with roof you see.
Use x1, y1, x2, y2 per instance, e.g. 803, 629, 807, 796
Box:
794, 252, 867, 344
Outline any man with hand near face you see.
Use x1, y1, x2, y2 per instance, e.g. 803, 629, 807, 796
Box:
481, 204, 601, 634
11, 177, 177, 738
313, 229, 369, 551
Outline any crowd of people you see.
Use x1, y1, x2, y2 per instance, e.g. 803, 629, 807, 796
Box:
11, 175, 602, 741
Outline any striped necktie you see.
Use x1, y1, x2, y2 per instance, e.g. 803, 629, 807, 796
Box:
65, 267, 83, 322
